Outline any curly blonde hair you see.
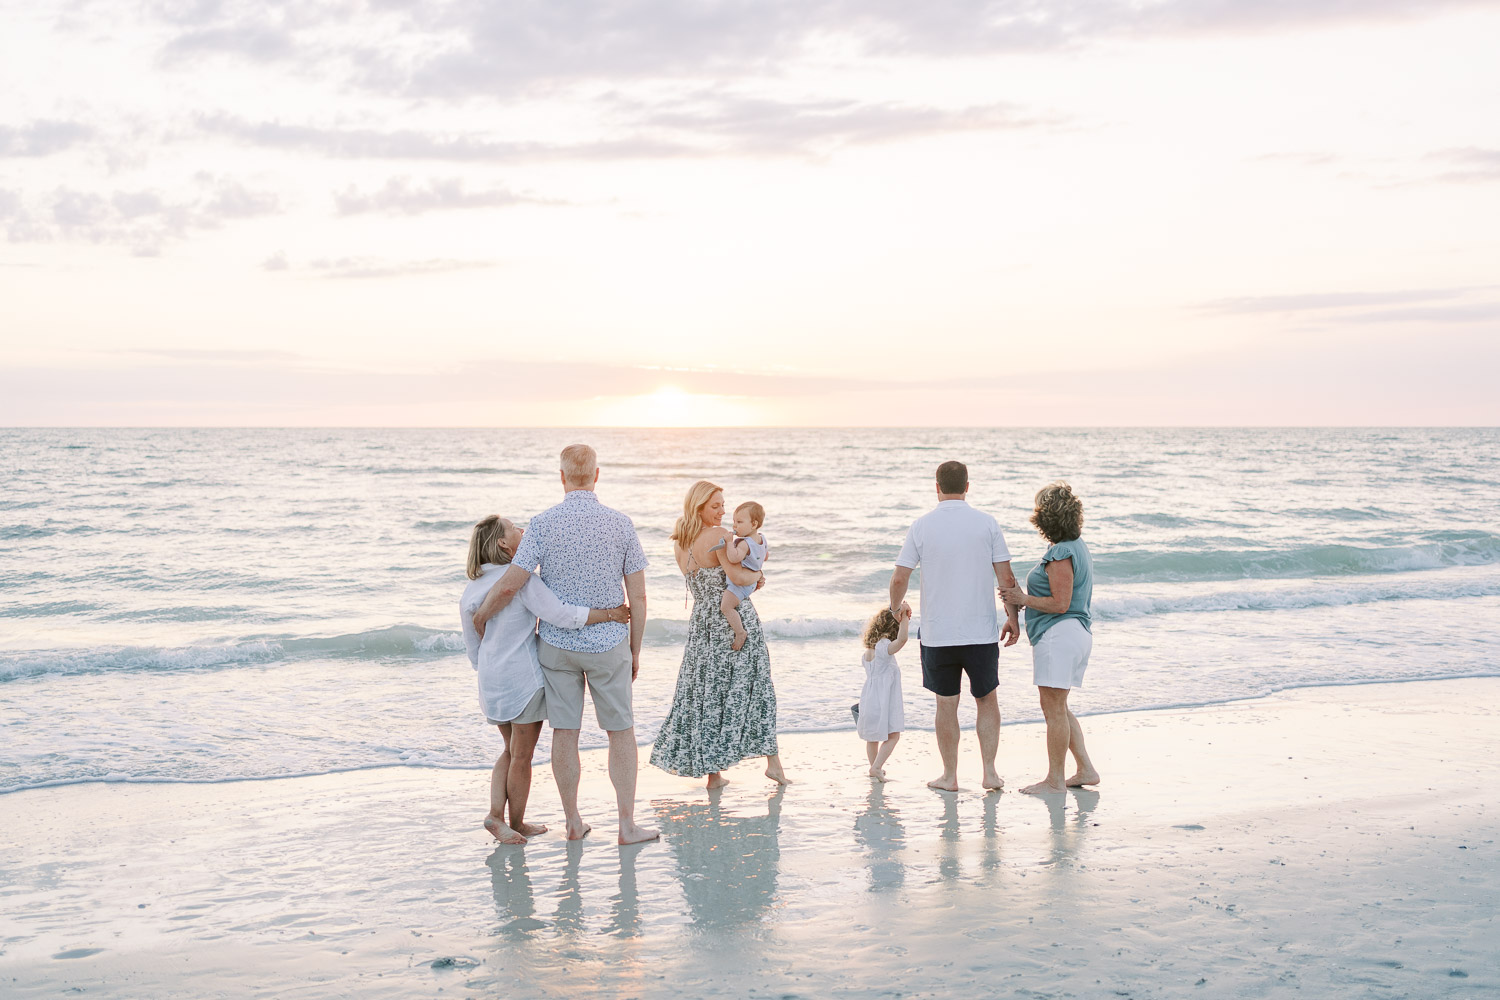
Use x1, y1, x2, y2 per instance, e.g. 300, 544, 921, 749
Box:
1030, 481, 1084, 544
862, 608, 900, 649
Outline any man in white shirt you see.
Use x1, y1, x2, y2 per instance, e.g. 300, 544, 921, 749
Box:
889, 460, 1021, 792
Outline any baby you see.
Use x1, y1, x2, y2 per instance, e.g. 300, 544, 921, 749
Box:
715, 501, 768, 651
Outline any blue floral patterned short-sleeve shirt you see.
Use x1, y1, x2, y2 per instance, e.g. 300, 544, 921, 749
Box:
511, 490, 649, 653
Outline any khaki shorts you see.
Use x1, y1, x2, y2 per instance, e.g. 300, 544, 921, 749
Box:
487, 687, 546, 727
538, 638, 634, 732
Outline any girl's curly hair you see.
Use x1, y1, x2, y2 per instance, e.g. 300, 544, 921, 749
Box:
863, 607, 900, 648
1031, 481, 1084, 544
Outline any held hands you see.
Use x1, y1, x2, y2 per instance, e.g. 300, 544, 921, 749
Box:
895, 601, 912, 622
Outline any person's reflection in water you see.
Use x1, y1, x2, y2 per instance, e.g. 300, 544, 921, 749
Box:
553, 840, 586, 935
486, 846, 542, 938
1042, 788, 1100, 865
607, 842, 647, 938
854, 783, 906, 892
937, 792, 962, 882
981, 790, 1004, 874
654, 787, 784, 927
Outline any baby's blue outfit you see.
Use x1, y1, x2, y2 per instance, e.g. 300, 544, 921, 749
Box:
724, 533, 768, 601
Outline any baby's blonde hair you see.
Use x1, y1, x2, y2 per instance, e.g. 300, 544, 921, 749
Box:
735, 500, 765, 529
862, 608, 900, 649
466, 515, 511, 580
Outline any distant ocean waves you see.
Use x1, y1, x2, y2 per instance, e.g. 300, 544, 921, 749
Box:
8, 563, 1499, 682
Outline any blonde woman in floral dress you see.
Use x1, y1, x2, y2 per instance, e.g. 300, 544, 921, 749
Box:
650, 480, 791, 788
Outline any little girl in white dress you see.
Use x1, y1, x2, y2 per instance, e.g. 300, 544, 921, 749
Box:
855, 604, 910, 781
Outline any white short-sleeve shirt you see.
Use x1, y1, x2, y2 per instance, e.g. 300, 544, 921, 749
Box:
895, 499, 1012, 647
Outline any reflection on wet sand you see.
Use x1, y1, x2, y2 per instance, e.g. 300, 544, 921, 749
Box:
487, 846, 543, 937
853, 783, 906, 891
1042, 789, 1101, 865
653, 787, 785, 928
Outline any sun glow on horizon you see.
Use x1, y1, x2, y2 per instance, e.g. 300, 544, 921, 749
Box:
589, 386, 759, 427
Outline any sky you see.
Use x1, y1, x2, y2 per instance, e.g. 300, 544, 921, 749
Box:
2, 0, 1498, 426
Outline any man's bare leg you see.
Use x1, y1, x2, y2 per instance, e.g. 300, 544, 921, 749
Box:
928, 695, 960, 791
608, 727, 659, 845
1021, 687, 1070, 795
485, 724, 526, 844
764, 753, 792, 785
720, 591, 748, 651
976, 689, 1004, 790
1064, 707, 1100, 786
551, 727, 591, 840
506, 721, 547, 837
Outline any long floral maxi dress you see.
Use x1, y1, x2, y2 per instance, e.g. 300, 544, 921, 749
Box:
650, 567, 780, 777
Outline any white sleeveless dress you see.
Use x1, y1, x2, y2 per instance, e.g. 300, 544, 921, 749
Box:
856, 638, 904, 741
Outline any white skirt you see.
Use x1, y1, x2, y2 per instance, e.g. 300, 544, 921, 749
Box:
1032, 618, 1092, 690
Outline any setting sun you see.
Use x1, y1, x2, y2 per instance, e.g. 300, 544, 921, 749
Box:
590, 386, 757, 427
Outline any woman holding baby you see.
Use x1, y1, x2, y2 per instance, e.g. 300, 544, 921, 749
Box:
650, 480, 791, 788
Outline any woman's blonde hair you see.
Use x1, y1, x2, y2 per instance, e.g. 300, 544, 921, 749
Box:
1031, 481, 1084, 544
466, 515, 512, 580
863, 608, 900, 649
670, 480, 723, 551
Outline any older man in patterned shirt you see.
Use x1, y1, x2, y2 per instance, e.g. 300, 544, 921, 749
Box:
473, 443, 658, 845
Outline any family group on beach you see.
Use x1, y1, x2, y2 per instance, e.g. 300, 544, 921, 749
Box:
459, 444, 1098, 846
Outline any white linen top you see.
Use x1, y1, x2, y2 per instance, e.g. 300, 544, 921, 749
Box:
895, 499, 1012, 647
459, 563, 589, 723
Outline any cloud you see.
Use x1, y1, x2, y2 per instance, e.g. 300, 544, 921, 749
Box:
1428, 147, 1500, 183
0, 120, 94, 157
1201, 288, 1470, 313
146, 0, 1500, 99
125, 347, 302, 361
333, 176, 558, 215
2, 175, 280, 254
305, 256, 496, 279
1342, 303, 1500, 324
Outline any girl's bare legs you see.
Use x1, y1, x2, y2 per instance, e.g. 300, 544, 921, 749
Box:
870, 732, 900, 780
866, 741, 879, 767
764, 753, 792, 785
506, 721, 547, 836
485, 724, 526, 844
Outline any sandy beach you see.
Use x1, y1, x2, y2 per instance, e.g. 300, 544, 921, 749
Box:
3, 677, 1496, 998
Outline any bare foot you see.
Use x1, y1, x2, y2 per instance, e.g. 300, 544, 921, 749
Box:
731, 629, 747, 651
927, 775, 959, 792
1020, 779, 1067, 795
564, 819, 592, 841
982, 772, 1005, 792
618, 821, 659, 846
484, 815, 527, 845
511, 820, 548, 837
1066, 769, 1100, 787
706, 773, 730, 789
868, 767, 887, 782
765, 765, 793, 785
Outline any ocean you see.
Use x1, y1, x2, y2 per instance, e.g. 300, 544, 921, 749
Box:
2, 427, 1497, 794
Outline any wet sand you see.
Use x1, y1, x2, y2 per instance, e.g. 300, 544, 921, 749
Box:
2, 678, 1496, 998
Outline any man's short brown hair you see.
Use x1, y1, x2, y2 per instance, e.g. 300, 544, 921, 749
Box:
936, 460, 968, 495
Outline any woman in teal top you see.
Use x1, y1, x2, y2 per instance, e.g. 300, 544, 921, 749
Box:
999, 482, 1101, 796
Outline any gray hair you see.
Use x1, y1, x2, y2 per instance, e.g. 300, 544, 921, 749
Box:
560, 443, 598, 487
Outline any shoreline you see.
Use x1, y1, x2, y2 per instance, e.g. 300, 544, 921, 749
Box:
6, 670, 1500, 797
4, 676, 1496, 998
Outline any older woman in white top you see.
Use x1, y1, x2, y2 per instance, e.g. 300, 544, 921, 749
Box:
461, 515, 627, 845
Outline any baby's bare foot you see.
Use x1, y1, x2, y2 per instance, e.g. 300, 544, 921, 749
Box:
731, 629, 747, 651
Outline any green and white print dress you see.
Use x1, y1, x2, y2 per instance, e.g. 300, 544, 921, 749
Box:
650, 567, 780, 777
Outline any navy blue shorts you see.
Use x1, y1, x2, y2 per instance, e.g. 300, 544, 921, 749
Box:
920, 642, 1000, 698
